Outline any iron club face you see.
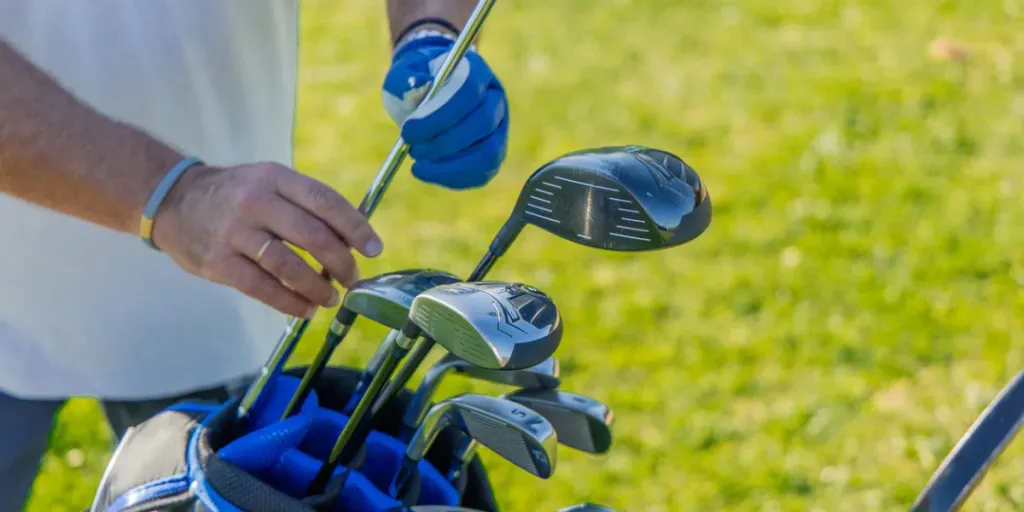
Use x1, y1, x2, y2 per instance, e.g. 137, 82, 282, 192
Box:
390, 393, 558, 499
409, 281, 562, 370
503, 389, 614, 454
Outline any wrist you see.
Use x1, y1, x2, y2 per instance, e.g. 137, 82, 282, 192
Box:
143, 159, 210, 250
393, 18, 460, 48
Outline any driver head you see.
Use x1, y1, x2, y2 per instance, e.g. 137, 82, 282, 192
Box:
408, 393, 558, 478
409, 281, 562, 370
342, 269, 462, 329
504, 389, 613, 454
512, 145, 710, 252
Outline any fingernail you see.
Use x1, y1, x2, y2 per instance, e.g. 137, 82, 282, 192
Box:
364, 238, 383, 257
327, 289, 340, 308
305, 306, 318, 319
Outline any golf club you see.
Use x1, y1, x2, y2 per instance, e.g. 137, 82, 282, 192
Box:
234, 0, 498, 422
389, 393, 558, 502
280, 269, 461, 419
503, 389, 613, 454
396, 354, 561, 441
556, 505, 619, 511
372, 145, 712, 416
445, 389, 613, 486
911, 369, 1024, 512
307, 280, 562, 494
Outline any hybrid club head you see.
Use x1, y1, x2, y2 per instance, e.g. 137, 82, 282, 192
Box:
402, 355, 561, 438
409, 281, 562, 370
504, 389, 614, 454
342, 269, 463, 330
391, 393, 558, 498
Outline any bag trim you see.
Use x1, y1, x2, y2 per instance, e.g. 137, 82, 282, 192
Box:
186, 401, 239, 511
103, 475, 190, 512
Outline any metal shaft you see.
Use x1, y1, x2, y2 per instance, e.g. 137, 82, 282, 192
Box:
236, 0, 498, 422
279, 321, 354, 419
307, 338, 409, 494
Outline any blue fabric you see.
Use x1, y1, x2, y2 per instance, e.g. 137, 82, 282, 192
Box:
382, 36, 508, 190
217, 380, 459, 510
242, 375, 320, 433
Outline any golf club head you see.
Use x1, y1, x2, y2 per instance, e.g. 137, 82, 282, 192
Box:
444, 352, 561, 389
504, 145, 710, 253
409, 281, 562, 370
504, 389, 614, 454
402, 355, 561, 437
556, 505, 619, 512
342, 269, 462, 330
410, 393, 558, 479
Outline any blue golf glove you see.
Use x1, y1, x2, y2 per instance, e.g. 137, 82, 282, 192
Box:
382, 34, 509, 190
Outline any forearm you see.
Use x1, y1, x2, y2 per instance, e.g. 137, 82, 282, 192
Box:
386, 0, 481, 46
0, 39, 183, 235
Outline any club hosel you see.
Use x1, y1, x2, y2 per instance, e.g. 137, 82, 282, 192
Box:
491, 217, 523, 256
389, 455, 418, 498
397, 322, 422, 349
329, 307, 358, 337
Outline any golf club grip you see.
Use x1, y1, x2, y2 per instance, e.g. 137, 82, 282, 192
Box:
357, 0, 498, 219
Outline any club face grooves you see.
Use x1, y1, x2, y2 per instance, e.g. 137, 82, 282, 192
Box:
515, 145, 711, 252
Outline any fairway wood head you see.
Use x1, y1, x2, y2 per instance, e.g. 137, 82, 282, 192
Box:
410, 393, 558, 478
409, 281, 562, 370
509, 145, 710, 252
504, 389, 614, 454
342, 269, 462, 329
556, 505, 619, 512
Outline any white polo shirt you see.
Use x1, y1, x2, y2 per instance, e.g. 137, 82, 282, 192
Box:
0, 0, 299, 399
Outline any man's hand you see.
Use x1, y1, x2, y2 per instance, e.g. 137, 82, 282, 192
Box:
151, 163, 383, 319
382, 35, 509, 190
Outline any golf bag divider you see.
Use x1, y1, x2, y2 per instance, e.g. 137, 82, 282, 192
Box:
90, 366, 500, 512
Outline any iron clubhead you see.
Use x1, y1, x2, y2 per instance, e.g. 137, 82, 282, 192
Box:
342, 269, 462, 330
409, 393, 558, 479
409, 281, 562, 370
504, 389, 614, 454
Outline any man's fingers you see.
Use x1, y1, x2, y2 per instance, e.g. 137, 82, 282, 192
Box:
234, 228, 341, 308
238, 193, 362, 288
217, 255, 317, 319
273, 171, 383, 258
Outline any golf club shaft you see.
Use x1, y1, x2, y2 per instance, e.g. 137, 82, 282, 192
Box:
307, 340, 409, 494
238, 0, 497, 422
236, 317, 310, 419
911, 370, 1024, 512
279, 321, 354, 419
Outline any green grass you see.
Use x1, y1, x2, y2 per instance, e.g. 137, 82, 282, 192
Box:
27, 0, 1024, 510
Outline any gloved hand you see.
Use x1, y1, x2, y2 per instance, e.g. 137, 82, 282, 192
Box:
382, 34, 509, 190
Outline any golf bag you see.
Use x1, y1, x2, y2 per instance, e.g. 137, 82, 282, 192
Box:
89, 366, 500, 512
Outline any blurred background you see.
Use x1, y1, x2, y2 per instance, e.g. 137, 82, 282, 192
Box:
28, 0, 1024, 510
